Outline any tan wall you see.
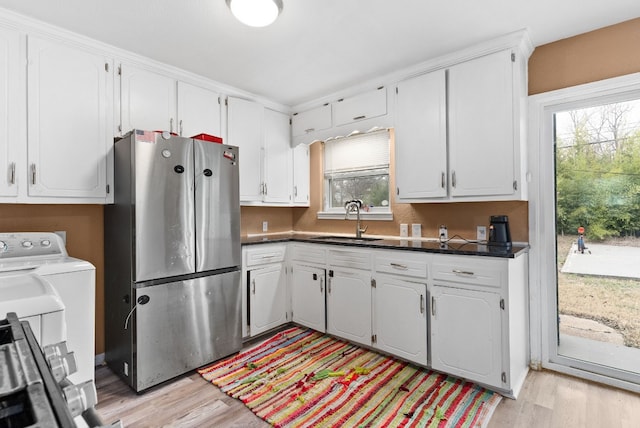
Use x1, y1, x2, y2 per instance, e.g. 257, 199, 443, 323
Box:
5, 17, 639, 359
290, 137, 529, 242
529, 18, 640, 95
0, 205, 105, 354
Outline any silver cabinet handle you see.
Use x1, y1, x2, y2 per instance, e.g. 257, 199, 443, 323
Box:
304, 128, 315, 133
420, 294, 424, 314
9, 162, 16, 185
31, 164, 36, 185
353, 115, 366, 120
452, 171, 456, 188
179, 119, 183, 136
320, 276, 324, 293
452, 269, 475, 276
431, 296, 436, 316
170, 118, 174, 133
294, 185, 298, 197
264, 182, 268, 195
441, 172, 445, 188
390, 263, 408, 270
328, 278, 332, 294
252, 278, 256, 294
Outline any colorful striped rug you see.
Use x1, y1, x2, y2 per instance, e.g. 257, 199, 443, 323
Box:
198, 327, 501, 427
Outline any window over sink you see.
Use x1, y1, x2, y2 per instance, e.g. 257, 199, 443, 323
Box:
319, 128, 392, 220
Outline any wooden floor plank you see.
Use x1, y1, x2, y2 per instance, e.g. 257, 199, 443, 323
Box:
96, 365, 640, 428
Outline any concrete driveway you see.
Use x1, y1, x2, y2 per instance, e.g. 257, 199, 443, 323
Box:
561, 243, 640, 279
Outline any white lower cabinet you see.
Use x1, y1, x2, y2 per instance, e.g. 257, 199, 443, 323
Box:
430, 284, 502, 386
248, 263, 287, 337
326, 267, 372, 347
430, 254, 529, 397
291, 262, 326, 332
373, 274, 427, 366
247, 242, 528, 398
242, 244, 288, 338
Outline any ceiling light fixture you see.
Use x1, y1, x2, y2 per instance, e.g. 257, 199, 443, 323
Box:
226, 0, 283, 27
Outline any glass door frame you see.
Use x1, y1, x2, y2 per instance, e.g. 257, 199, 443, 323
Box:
528, 73, 640, 394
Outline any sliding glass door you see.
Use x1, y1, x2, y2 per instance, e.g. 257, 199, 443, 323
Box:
551, 97, 640, 384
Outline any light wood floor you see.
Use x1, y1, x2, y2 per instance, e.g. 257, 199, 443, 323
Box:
95, 365, 640, 427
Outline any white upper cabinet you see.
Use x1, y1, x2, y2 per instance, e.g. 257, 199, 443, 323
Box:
0, 26, 21, 198
120, 68, 221, 138
227, 97, 293, 206
27, 36, 112, 199
120, 64, 177, 134
227, 97, 264, 203
448, 50, 515, 197
394, 41, 529, 202
395, 69, 447, 200
292, 143, 310, 206
292, 103, 331, 138
176, 81, 221, 138
263, 108, 292, 204
333, 86, 387, 127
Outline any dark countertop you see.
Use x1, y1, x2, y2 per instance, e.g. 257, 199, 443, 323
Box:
241, 233, 528, 258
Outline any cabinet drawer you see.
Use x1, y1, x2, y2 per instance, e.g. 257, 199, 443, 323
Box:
432, 255, 505, 289
292, 104, 332, 137
291, 243, 326, 265
375, 251, 428, 279
333, 87, 387, 127
328, 248, 371, 270
244, 244, 286, 267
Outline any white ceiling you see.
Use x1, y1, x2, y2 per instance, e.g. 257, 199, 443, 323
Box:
1, 0, 639, 107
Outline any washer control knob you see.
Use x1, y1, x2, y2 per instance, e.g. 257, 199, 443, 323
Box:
21, 240, 33, 248
41, 239, 51, 247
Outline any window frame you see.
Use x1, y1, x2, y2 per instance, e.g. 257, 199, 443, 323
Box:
317, 129, 393, 221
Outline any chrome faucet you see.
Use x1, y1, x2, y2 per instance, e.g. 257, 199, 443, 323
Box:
345, 199, 368, 238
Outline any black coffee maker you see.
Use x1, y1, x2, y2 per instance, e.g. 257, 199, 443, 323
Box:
488, 215, 511, 247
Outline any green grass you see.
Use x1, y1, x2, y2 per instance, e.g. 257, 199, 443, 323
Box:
556, 235, 640, 348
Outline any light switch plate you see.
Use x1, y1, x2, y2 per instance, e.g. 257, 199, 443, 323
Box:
411, 224, 421, 238
400, 224, 408, 237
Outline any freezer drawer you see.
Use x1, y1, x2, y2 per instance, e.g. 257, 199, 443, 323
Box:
133, 270, 241, 391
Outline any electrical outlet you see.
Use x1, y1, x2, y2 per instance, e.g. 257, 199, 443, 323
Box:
400, 224, 408, 237
262, 221, 268, 232
439, 225, 448, 241
411, 224, 421, 238
477, 226, 487, 241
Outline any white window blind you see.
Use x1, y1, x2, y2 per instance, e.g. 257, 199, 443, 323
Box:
324, 130, 390, 174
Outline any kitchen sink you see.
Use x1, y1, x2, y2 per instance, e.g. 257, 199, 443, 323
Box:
310, 235, 382, 243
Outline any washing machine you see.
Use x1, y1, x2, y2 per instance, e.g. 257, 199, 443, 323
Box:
0, 232, 96, 384
0, 271, 66, 345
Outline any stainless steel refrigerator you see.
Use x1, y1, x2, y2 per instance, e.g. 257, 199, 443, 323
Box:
105, 130, 241, 392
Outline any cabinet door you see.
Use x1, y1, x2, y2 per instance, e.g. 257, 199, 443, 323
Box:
395, 70, 447, 200
291, 263, 325, 332
249, 263, 287, 336
0, 27, 20, 197
263, 109, 291, 204
177, 81, 220, 138
374, 275, 427, 366
120, 64, 176, 134
327, 268, 371, 346
292, 104, 331, 138
448, 50, 515, 197
333, 87, 387, 127
27, 36, 111, 198
292, 144, 310, 205
227, 97, 263, 203
431, 284, 503, 387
